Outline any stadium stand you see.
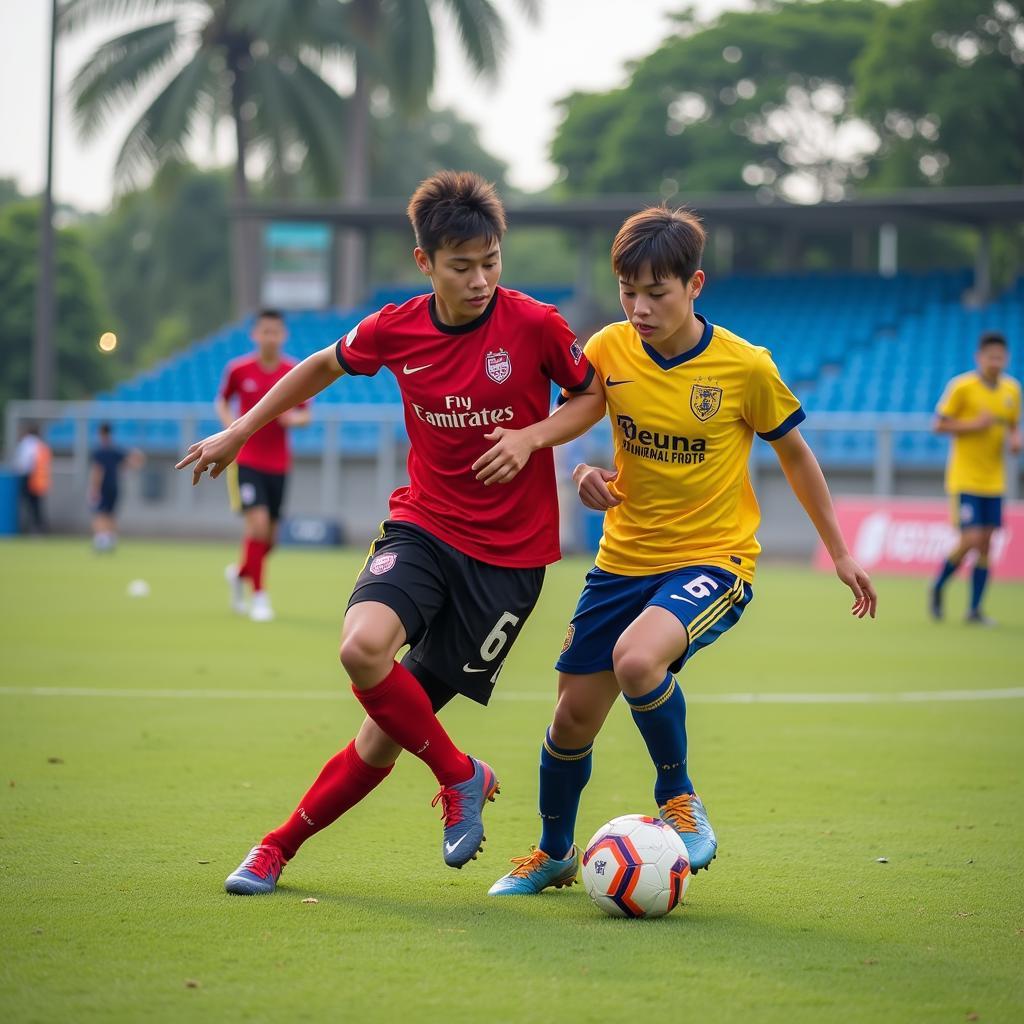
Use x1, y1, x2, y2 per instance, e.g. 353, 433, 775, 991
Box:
46, 273, 1023, 468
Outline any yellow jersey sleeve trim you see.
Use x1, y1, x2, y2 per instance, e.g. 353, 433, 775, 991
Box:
758, 406, 806, 442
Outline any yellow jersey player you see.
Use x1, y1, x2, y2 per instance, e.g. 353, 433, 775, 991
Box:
930, 332, 1021, 624
472, 205, 877, 894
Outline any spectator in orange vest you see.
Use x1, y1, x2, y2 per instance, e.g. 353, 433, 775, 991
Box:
15, 424, 50, 533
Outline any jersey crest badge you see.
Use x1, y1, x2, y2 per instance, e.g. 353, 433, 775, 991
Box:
690, 383, 722, 422
369, 552, 397, 576
485, 348, 512, 384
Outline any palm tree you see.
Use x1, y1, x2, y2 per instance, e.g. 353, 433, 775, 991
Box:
60, 0, 352, 309
333, 0, 539, 305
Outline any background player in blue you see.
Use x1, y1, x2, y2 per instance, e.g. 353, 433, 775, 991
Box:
474, 206, 878, 895
88, 422, 144, 552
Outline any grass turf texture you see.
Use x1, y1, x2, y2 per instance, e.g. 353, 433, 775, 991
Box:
1, 539, 1022, 1023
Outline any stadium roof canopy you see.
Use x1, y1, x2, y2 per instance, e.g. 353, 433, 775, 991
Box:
235, 185, 1024, 231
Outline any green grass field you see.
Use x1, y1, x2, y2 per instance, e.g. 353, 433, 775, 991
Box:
1, 539, 1022, 1023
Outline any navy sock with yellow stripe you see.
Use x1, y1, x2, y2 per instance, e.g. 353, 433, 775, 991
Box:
538, 729, 593, 859
970, 560, 990, 613
625, 672, 693, 805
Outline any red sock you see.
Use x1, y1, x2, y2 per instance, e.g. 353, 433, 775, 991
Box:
248, 539, 270, 591
262, 741, 392, 861
353, 662, 473, 787
237, 537, 254, 579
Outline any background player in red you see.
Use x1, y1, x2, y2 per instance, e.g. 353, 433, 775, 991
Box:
216, 309, 310, 622
176, 171, 598, 893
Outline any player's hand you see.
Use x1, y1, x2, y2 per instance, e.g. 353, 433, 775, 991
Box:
972, 410, 995, 431
1009, 430, 1022, 456
573, 464, 621, 511
833, 554, 877, 619
175, 427, 246, 485
473, 427, 536, 485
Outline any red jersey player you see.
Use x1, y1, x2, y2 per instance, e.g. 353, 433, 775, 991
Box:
176, 171, 598, 893
215, 310, 310, 622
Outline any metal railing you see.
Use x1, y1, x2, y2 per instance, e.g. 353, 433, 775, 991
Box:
5, 402, 1019, 508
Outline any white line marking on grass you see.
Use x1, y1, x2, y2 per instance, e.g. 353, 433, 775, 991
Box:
1, 686, 1023, 704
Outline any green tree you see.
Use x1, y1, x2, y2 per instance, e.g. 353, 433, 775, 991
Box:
60, 0, 349, 197
854, 0, 1024, 187
60, 0, 351, 310
334, 0, 538, 301
86, 162, 231, 369
551, 0, 883, 200
0, 202, 112, 407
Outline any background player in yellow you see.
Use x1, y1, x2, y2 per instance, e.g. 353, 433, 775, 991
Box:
930, 332, 1022, 624
473, 206, 877, 895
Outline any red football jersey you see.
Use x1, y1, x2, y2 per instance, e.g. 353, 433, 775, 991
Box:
335, 288, 594, 568
220, 354, 303, 474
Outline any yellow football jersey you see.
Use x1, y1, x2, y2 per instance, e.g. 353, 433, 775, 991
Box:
585, 315, 804, 582
936, 372, 1021, 496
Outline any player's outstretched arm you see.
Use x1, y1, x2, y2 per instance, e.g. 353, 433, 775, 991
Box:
176, 344, 344, 485
934, 411, 993, 435
770, 428, 877, 619
1008, 423, 1022, 455
472, 387, 606, 486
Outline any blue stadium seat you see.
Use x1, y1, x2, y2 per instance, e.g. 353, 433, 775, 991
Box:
48, 271, 1018, 472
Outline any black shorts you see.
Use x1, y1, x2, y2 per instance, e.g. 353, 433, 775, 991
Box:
348, 521, 545, 707
94, 487, 118, 515
237, 466, 287, 522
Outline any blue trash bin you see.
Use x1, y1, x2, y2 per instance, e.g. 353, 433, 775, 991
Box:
0, 470, 19, 536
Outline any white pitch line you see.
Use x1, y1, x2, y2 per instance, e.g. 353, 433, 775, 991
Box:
0, 686, 1023, 704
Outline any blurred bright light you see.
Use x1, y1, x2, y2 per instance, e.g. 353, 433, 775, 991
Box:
98, 332, 117, 353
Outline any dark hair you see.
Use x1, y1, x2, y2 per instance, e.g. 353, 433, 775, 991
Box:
98, 422, 112, 437
978, 331, 1007, 350
406, 171, 506, 257
256, 308, 285, 323
611, 206, 706, 283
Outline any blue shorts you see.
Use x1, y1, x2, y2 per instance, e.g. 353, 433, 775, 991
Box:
555, 564, 753, 676
956, 493, 1003, 529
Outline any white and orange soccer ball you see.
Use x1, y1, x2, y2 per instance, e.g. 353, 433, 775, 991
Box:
581, 814, 691, 919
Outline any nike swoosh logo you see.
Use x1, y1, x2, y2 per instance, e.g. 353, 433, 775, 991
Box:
462, 664, 488, 673
670, 594, 697, 606
403, 363, 432, 375
445, 835, 469, 855
605, 376, 634, 387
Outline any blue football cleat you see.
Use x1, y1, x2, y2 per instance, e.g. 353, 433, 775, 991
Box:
431, 756, 499, 868
488, 846, 579, 896
224, 844, 286, 895
659, 793, 718, 871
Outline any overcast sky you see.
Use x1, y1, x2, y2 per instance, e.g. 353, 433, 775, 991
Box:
0, 0, 750, 211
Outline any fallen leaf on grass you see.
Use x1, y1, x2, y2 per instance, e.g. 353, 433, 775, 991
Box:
184, 980, 201, 989
301, 898, 319, 904
862, 958, 878, 966
966, 1013, 979, 1021
47, 757, 64, 765
197, 860, 210, 865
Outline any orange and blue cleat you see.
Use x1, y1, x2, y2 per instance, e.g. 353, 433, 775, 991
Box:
659, 793, 717, 871
488, 846, 579, 895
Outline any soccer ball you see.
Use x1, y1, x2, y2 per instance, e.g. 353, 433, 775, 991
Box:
581, 814, 690, 919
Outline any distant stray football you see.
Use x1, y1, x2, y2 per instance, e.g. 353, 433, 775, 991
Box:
582, 814, 690, 919
126, 579, 150, 598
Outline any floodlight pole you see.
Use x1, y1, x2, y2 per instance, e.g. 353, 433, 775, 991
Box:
33, 0, 58, 400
